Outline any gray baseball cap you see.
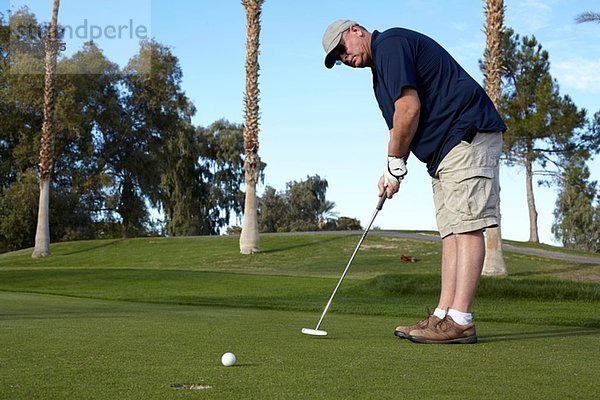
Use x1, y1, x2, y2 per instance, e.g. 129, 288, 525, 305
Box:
322, 19, 357, 68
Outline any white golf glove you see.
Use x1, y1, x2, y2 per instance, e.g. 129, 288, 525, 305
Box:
383, 156, 407, 187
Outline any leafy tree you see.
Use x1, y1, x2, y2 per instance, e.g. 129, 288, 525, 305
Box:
333, 217, 361, 231
0, 171, 38, 252
0, 9, 258, 250
1, 9, 100, 250
257, 186, 287, 232
103, 40, 195, 238
1, 9, 45, 190
588, 111, 600, 146
196, 120, 253, 234
161, 120, 251, 236
53, 41, 122, 236
0, 7, 63, 253
286, 175, 336, 231
258, 175, 338, 233
160, 123, 201, 236
2, 6, 108, 252
6, 6, 46, 69
552, 158, 599, 252
499, 29, 587, 242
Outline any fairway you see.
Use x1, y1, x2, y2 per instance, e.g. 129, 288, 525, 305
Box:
1, 234, 599, 399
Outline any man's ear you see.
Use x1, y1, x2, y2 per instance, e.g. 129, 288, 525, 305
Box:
350, 25, 363, 36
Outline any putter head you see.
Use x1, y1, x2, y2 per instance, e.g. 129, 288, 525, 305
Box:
301, 328, 328, 336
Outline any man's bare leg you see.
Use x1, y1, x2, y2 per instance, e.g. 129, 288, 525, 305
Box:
437, 233, 458, 310
407, 230, 484, 343
452, 230, 485, 313
437, 230, 485, 313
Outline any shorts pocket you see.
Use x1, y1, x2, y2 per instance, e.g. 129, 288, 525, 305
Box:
439, 167, 495, 221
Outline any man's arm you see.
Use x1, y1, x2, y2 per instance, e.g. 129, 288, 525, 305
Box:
379, 87, 421, 198
389, 87, 420, 158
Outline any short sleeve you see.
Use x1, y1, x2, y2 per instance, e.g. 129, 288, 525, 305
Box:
375, 37, 418, 103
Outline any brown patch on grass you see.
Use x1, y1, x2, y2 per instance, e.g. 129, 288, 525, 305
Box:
361, 244, 396, 250
552, 271, 600, 283
171, 384, 212, 390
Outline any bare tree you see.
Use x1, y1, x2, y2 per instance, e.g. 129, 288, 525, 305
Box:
239, 0, 264, 254
32, 0, 61, 258
481, 0, 507, 275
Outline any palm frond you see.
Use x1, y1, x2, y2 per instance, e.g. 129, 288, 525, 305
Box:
575, 11, 600, 24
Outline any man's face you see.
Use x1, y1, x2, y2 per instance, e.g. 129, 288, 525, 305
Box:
336, 26, 370, 68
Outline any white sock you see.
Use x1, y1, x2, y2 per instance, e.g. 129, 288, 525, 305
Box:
448, 309, 473, 325
433, 308, 447, 319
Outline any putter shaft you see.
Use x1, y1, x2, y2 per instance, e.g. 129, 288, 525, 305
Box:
311, 194, 386, 332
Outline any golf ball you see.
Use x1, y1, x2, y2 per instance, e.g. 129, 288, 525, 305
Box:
221, 352, 237, 367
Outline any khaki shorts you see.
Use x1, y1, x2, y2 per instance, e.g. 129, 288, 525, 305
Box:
432, 132, 502, 238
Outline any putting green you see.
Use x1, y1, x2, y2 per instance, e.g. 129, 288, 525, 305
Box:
1, 291, 598, 399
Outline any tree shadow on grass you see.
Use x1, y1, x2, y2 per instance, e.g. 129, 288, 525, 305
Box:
62, 240, 122, 256
260, 235, 350, 254
510, 263, 600, 277
479, 327, 600, 343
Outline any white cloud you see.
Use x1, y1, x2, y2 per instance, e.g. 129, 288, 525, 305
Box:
508, 0, 555, 32
451, 22, 468, 32
553, 59, 600, 92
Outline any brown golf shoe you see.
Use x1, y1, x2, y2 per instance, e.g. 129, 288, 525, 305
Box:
394, 311, 441, 339
408, 315, 477, 344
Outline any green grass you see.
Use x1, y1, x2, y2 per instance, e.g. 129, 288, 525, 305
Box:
503, 237, 600, 260
1, 233, 599, 399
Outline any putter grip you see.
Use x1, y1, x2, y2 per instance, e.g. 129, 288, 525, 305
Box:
376, 193, 386, 210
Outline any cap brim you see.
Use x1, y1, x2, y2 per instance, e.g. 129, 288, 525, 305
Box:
325, 50, 338, 69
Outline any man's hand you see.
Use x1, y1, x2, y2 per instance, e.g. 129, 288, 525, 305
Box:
379, 156, 407, 198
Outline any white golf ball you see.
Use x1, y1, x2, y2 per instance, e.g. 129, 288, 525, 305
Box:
221, 352, 237, 367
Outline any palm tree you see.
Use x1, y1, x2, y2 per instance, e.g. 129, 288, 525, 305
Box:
239, 0, 264, 254
32, 0, 61, 258
481, 0, 508, 275
575, 12, 600, 23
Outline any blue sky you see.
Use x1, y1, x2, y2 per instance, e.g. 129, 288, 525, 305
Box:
8, 0, 600, 245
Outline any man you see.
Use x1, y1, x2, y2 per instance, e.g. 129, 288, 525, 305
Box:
322, 20, 506, 344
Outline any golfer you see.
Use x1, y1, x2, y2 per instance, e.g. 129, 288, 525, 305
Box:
322, 20, 506, 344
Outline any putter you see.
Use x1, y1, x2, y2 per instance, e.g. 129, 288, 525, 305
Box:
302, 192, 387, 336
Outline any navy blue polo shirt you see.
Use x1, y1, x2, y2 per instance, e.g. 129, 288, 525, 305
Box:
371, 28, 506, 176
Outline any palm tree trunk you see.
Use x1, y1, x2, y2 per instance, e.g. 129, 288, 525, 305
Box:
239, 0, 264, 254
32, 0, 61, 258
525, 158, 539, 243
481, 0, 507, 275
241, 177, 259, 251
33, 179, 51, 257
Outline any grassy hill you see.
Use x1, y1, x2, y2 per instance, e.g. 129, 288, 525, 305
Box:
1, 232, 599, 399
